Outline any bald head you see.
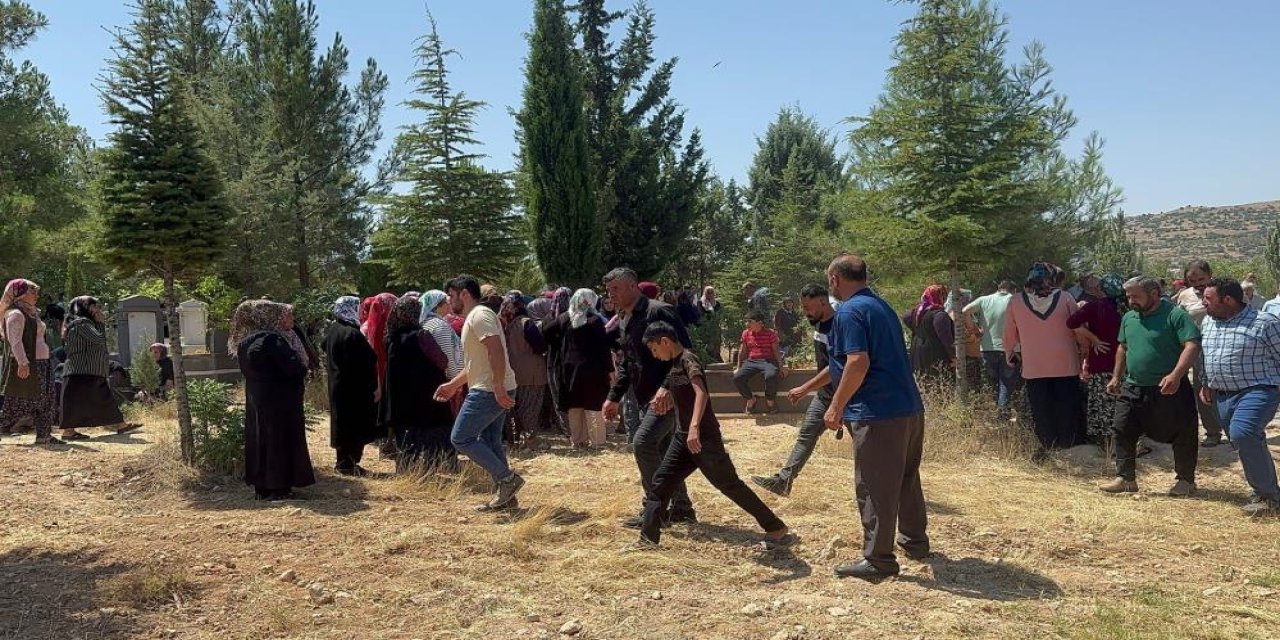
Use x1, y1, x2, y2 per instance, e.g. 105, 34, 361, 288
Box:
826, 254, 868, 301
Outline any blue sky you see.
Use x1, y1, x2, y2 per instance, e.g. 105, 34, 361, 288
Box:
27, 0, 1280, 216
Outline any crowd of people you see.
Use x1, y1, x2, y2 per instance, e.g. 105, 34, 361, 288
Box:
3, 252, 1279, 582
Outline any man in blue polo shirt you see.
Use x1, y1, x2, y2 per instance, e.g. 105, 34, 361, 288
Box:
824, 254, 928, 582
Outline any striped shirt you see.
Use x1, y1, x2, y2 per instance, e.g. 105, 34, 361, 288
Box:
741, 328, 779, 360
63, 318, 112, 378
1201, 307, 1280, 392
422, 315, 463, 379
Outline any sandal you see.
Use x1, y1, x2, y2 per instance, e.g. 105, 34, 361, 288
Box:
761, 532, 797, 550
115, 423, 143, 434
62, 432, 91, 441
35, 437, 64, 446
744, 397, 758, 413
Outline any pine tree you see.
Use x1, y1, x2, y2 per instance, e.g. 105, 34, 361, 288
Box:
1266, 218, 1280, 288
518, 0, 599, 287
849, 0, 1087, 394
574, 0, 709, 279
747, 107, 845, 236
99, 0, 230, 464
374, 12, 521, 288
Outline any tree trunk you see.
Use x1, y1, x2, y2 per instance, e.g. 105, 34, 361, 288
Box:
950, 264, 969, 399
164, 272, 196, 464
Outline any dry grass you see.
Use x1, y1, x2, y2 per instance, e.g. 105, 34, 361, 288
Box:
1, 387, 1278, 639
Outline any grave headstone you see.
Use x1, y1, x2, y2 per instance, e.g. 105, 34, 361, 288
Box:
116, 296, 164, 368
177, 299, 209, 352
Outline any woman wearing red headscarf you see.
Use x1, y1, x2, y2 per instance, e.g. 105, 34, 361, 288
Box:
364, 293, 398, 399
902, 283, 954, 382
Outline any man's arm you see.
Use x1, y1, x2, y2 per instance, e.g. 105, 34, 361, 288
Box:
1159, 340, 1199, 395
481, 335, 512, 402
824, 352, 869, 430
788, 367, 831, 404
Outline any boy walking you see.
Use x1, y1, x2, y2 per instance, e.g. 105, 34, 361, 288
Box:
634, 322, 792, 547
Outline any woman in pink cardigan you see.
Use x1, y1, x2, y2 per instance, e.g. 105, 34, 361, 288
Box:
1004, 263, 1086, 457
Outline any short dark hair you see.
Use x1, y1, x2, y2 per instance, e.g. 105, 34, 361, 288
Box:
997, 280, 1016, 293
799, 284, 828, 300
603, 268, 637, 284
1207, 277, 1244, 305
745, 309, 766, 323
1185, 259, 1212, 278
446, 275, 481, 300
643, 321, 680, 344
828, 254, 868, 282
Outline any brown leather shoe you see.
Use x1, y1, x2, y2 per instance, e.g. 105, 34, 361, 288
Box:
1099, 477, 1138, 493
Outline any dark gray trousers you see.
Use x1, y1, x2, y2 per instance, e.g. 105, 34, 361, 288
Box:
850, 412, 929, 572
777, 389, 833, 484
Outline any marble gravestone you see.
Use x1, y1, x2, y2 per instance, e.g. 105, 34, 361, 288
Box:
116, 295, 165, 368
177, 299, 209, 353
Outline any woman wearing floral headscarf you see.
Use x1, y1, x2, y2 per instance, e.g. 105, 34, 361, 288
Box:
499, 291, 548, 448
1068, 274, 1127, 451
322, 296, 379, 475
383, 295, 456, 473
902, 283, 954, 382
232, 299, 314, 500
0, 279, 59, 444
418, 290, 463, 379
541, 288, 614, 447
61, 296, 141, 439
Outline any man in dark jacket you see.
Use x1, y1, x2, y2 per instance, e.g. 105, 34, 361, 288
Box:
602, 268, 696, 527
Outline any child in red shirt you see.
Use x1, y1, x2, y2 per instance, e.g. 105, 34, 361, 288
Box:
734, 310, 785, 413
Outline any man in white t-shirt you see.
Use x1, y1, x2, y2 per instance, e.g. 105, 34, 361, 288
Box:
435, 275, 525, 510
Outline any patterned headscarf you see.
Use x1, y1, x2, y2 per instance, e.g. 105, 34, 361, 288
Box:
1100, 274, 1125, 300
638, 282, 660, 300
358, 297, 373, 324
388, 295, 423, 335
150, 342, 169, 358
402, 291, 422, 300
419, 290, 449, 324
911, 284, 949, 324
68, 295, 103, 328
365, 293, 398, 383
569, 288, 599, 329
228, 300, 306, 362
333, 296, 361, 325
527, 297, 555, 322
1026, 262, 1059, 297
0, 279, 39, 339
499, 291, 528, 327
553, 287, 573, 314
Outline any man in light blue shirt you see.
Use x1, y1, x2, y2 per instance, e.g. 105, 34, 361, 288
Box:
1201, 277, 1280, 517
1261, 287, 1280, 317
963, 281, 1017, 417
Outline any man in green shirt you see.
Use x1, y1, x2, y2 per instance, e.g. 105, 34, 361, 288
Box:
1101, 277, 1201, 496
963, 281, 1017, 417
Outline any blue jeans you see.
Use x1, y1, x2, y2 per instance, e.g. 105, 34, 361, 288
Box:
450, 389, 513, 483
982, 351, 1020, 414
1216, 386, 1280, 500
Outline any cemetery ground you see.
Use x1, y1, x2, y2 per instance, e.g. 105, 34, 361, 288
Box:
2, 395, 1280, 640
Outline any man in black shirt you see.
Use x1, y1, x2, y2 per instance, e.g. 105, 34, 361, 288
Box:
751, 284, 837, 497
601, 268, 696, 527
633, 322, 791, 548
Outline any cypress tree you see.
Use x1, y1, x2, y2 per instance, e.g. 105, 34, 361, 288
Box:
375, 12, 521, 288
99, 0, 230, 463
518, 0, 598, 287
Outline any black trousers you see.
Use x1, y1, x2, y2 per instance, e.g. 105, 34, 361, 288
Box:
851, 412, 929, 572
1113, 380, 1198, 483
1024, 376, 1085, 449
335, 444, 364, 471
641, 425, 784, 544
634, 406, 693, 515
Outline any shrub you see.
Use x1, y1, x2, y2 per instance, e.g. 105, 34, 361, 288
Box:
187, 378, 245, 476
130, 343, 160, 397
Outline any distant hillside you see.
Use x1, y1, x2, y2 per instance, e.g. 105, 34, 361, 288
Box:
1127, 200, 1279, 268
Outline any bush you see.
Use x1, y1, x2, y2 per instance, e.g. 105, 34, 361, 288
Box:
187, 378, 245, 476
130, 343, 160, 397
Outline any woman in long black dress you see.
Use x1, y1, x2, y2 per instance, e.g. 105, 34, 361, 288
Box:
382, 296, 456, 473
322, 296, 379, 476
541, 289, 614, 448
231, 300, 314, 500
0, 279, 59, 444
60, 296, 140, 440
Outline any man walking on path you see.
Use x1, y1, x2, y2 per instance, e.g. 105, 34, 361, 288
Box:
751, 284, 837, 497
601, 268, 697, 528
824, 255, 928, 582
1098, 277, 1201, 497
434, 275, 525, 511
963, 281, 1018, 417
1200, 278, 1280, 517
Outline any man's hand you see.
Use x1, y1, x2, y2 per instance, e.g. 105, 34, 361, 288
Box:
433, 381, 460, 403
374, 387, 382, 404
1199, 385, 1214, 406
780, 366, 791, 380
786, 386, 807, 405
1106, 377, 1121, 396
650, 387, 674, 415
16, 364, 29, 380
1008, 353, 1022, 368
686, 429, 702, 454
495, 388, 516, 410
602, 399, 620, 422
1091, 340, 1112, 355
1158, 373, 1181, 396
823, 405, 841, 431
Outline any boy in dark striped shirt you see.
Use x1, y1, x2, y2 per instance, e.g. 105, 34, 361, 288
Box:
633, 321, 793, 548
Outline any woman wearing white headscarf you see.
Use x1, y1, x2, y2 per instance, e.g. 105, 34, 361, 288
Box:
540, 288, 614, 447
418, 290, 463, 379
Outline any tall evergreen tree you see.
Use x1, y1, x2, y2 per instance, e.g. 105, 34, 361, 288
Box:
661, 177, 748, 287
99, 0, 230, 464
849, 0, 1094, 394
518, 0, 598, 287
746, 107, 845, 235
573, 0, 708, 278
1266, 218, 1280, 288
374, 13, 520, 288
